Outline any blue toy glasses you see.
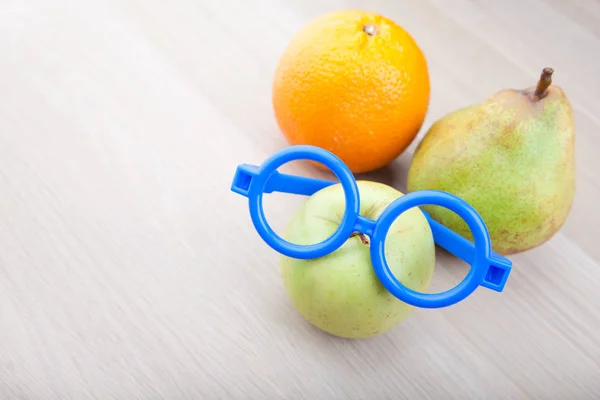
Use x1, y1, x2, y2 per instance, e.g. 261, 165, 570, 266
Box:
230, 145, 512, 309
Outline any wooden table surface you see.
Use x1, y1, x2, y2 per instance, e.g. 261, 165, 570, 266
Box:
1, 0, 600, 398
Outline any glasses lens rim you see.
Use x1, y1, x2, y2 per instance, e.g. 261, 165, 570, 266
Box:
248, 145, 361, 259
370, 190, 491, 308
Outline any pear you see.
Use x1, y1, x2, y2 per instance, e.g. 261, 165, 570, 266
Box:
406, 68, 575, 255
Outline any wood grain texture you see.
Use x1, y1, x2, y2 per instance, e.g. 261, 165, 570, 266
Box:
1, 0, 599, 398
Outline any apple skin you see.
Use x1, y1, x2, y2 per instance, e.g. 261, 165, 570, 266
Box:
280, 180, 436, 339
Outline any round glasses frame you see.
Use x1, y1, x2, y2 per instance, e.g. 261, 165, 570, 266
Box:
232, 145, 511, 309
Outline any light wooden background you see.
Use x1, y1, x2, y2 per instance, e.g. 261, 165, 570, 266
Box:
1, 0, 599, 399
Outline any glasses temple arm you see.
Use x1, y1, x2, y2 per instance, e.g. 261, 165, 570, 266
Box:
231, 164, 336, 197
424, 211, 512, 292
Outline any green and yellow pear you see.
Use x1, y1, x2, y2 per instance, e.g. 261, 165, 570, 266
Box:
407, 68, 575, 255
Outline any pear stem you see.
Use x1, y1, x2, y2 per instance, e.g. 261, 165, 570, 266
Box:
533, 67, 554, 100
351, 232, 370, 245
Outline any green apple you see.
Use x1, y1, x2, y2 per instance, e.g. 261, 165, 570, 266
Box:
280, 180, 436, 339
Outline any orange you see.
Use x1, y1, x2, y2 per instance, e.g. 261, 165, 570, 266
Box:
272, 10, 430, 174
